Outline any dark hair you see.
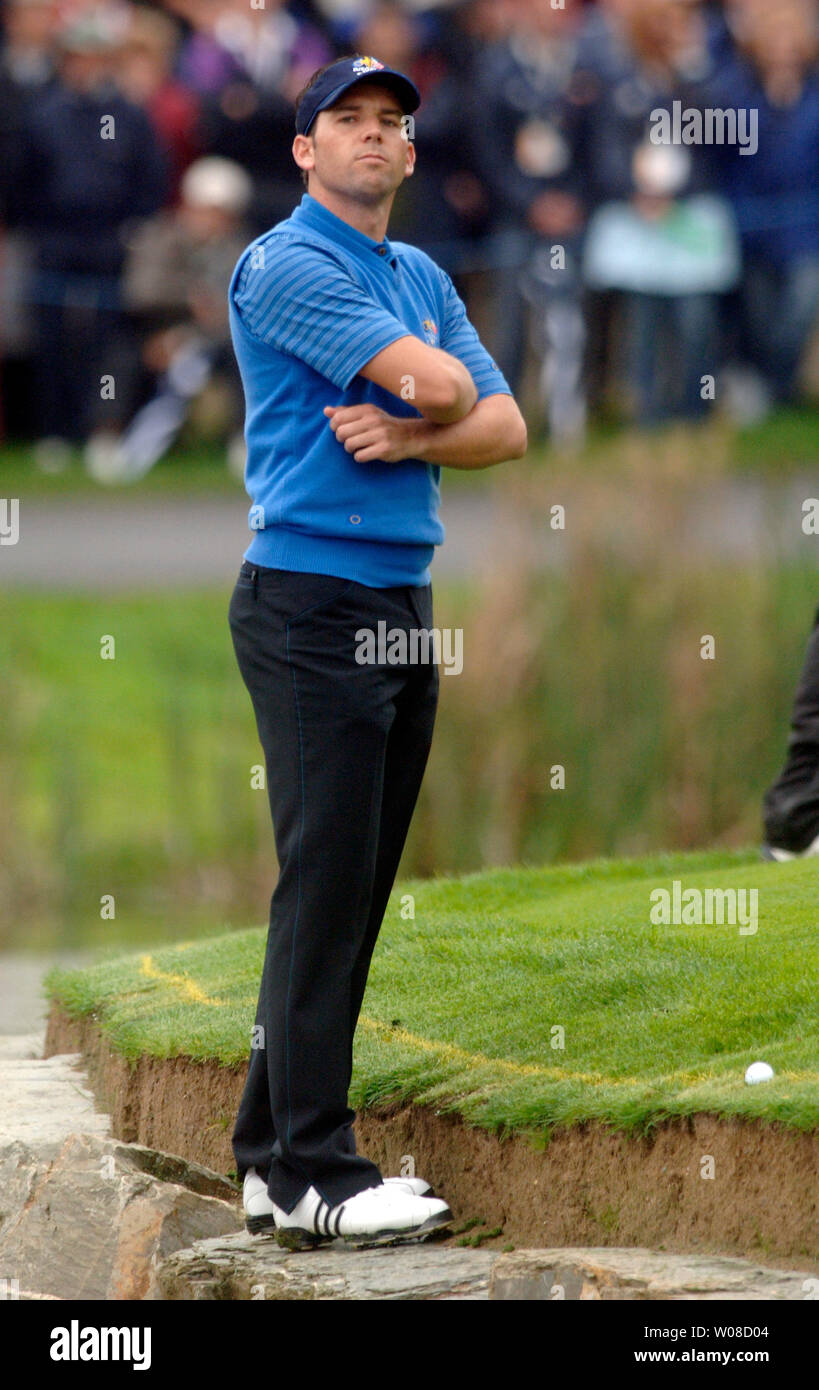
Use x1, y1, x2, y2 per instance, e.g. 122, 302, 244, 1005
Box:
294, 55, 362, 188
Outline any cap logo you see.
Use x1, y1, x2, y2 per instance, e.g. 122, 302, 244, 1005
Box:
352, 56, 386, 76
295, 56, 419, 135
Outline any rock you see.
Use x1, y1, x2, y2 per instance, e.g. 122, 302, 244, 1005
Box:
0, 1140, 45, 1235
0, 1133, 242, 1301
153, 1231, 497, 1300
109, 1143, 239, 1202
0, 1040, 243, 1300
489, 1248, 816, 1300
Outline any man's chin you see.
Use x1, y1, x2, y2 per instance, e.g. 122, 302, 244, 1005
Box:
347, 167, 402, 200
356, 154, 402, 176
312, 165, 403, 204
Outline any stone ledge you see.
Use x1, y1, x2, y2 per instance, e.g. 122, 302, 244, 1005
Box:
489, 1248, 817, 1300
154, 1236, 817, 1302
152, 1231, 496, 1301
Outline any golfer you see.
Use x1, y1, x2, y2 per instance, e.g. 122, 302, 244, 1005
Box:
227, 53, 527, 1247
762, 603, 819, 860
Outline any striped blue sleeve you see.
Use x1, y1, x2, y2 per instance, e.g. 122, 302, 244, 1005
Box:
232, 237, 411, 390
436, 266, 512, 400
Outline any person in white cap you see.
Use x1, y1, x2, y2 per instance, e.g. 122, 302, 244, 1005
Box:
86, 156, 253, 482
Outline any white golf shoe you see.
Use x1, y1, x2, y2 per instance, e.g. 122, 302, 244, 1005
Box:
762, 832, 819, 862
277, 1182, 452, 1249
243, 1167, 278, 1235
383, 1175, 433, 1197
245, 1178, 451, 1249
243, 1167, 437, 1236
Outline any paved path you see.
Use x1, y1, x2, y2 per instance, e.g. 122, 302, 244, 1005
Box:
0, 494, 500, 590
0, 951, 97, 1035
0, 948, 100, 1158
1, 477, 816, 590
0, 1035, 111, 1149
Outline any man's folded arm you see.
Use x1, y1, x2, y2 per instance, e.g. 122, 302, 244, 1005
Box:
409, 391, 528, 469
358, 335, 479, 424
233, 241, 478, 422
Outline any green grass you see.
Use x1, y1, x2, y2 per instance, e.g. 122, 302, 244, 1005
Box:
2, 560, 817, 948
528, 405, 819, 477
2, 404, 816, 500
0, 586, 267, 948
0, 439, 241, 497
45, 848, 819, 1139
2, 409, 817, 947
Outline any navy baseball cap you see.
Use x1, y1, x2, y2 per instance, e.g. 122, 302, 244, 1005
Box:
295, 55, 420, 137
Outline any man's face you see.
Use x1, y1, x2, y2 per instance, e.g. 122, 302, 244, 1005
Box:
294, 82, 415, 202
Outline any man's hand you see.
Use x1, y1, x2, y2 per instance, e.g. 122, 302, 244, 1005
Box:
324, 404, 423, 463
326, 393, 527, 470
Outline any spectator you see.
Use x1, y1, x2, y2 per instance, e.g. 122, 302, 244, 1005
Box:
576, 0, 717, 207
582, 140, 740, 424
172, 0, 332, 231
85, 154, 252, 482
338, 2, 486, 267
1, 0, 60, 221
116, 3, 203, 203
467, 0, 587, 439
1, 0, 815, 454
708, 0, 819, 413
396, 0, 517, 274
0, 0, 58, 90
0, 1, 63, 438
15, 3, 168, 469
577, 0, 740, 425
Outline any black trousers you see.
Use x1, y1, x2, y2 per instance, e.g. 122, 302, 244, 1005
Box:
763, 603, 819, 851
228, 562, 439, 1212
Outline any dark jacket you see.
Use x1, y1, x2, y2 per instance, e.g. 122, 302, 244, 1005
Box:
15, 76, 168, 275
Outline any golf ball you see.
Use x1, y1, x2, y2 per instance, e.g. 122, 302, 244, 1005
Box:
745, 1061, 774, 1085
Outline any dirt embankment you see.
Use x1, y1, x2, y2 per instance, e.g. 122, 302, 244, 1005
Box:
45, 1005, 818, 1271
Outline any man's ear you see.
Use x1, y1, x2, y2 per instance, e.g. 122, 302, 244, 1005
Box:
293, 133, 315, 178
404, 140, 416, 178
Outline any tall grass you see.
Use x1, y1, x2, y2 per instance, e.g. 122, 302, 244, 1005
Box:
419, 449, 816, 871
0, 444, 815, 948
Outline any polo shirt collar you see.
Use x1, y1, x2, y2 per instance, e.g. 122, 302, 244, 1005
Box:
292, 193, 398, 269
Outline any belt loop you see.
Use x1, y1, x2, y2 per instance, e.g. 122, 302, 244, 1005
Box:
252, 567, 259, 599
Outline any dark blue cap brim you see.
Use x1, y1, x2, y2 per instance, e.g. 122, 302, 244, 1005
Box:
296, 64, 420, 137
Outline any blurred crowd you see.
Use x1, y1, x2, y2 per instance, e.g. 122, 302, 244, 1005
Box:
0, 0, 817, 476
